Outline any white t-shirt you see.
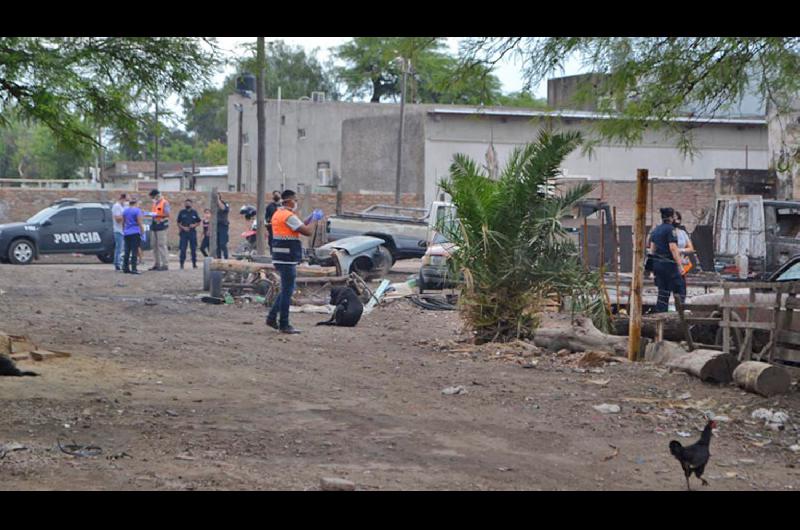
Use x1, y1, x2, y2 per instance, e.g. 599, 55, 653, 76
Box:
111, 202, 125, 233
285, 214, 303, 232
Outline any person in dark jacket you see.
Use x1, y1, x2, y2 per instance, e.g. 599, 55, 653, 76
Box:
177, 198, 202, 269
215, 193, 230, 259
265, 190, 281, 252
649, 207, 686, 312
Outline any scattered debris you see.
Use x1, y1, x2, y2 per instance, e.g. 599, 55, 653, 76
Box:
677, 392, 692, 401
30, 349, 71, 362
497, 467, 513, 472
587, 379, 610, 386
751, 409, 790, 431
106, 452, 133, 460
442, 386, 467, 396
676, 431, 692, 438
164, 410, 179, 417
0, 442, 27, 459
603, 444, 619, 461
593, 403, 620, 414
175, 453, 197, 461
201, 296, 224, 305
58, 440, 102, 457
320, 477, 356, 491
522, 360, 539, 369
789, 444, 800, 453
289, 304, 334, 314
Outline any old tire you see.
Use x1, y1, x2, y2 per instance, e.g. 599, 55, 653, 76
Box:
203, 257, 213, 290
209, 271, 224, 298
97, 252, 114, 264
8, 239, 35, 265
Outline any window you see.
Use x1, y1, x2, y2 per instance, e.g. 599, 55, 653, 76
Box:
298, 128, 306, 140
50, 209, 76, 223
281, 115, 286, 125
776, 261, 800, 281
731, 204, 750, 230
242, 133, 249, 146
775, 207, 800, 238
80, 208, 105, 223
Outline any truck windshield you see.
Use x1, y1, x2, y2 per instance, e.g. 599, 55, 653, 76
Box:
776, 208, 800, 237
27, 207, 59, 224
776, 261, 800, 282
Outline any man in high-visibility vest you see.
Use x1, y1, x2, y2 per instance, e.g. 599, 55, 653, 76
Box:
266, 189, 323, 334
148, 188, 171, 271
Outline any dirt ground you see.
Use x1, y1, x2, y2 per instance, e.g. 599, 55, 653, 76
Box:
1, 253, 799, 490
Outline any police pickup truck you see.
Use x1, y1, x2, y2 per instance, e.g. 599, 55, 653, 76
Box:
0, 199, 149, 265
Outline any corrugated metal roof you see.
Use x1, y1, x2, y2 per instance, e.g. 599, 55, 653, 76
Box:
428, 107, 766, 125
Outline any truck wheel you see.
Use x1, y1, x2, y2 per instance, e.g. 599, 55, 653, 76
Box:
97, 252, 114, 264
8, 239, 35, 265
203, 256, 213, 290
209, 271, 224, 298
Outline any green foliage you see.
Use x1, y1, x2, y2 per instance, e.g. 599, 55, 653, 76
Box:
460, 37, 800, 154
439, 131, 607, 343
182, 88, 228, 144
0, 114, 91, 178
497, 91, 549, 109
334, 37, 502, 104
203, 139, 227, 165
0, 37, 221, 149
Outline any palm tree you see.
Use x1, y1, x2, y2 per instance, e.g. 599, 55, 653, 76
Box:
439, 130, 606, 343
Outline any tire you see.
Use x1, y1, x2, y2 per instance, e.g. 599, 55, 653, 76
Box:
203, 256, 213, 290
8, 239, 35, 265
209, 271, 224, 298
97, 252, 114, 264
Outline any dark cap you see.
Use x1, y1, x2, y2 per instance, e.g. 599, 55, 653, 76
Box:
281, 189, 297, 201
149, 189, 160, 198
660, 207, 674, 219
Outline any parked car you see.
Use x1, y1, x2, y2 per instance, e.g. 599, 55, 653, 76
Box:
326, 203, 450, 263
0, 199, 149, 265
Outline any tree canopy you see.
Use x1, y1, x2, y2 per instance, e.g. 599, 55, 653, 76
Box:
335, 37, 502, 105
0, 37, 221, 149
460, 37, 800, 154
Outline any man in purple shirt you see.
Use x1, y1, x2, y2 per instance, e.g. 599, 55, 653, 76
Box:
122, 197, 145, 275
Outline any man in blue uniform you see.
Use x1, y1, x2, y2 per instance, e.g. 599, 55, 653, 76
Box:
176, 198, 202, 269
649, 207, 686, 313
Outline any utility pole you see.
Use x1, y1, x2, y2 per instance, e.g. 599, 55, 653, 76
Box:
627, 169, 649, 362
394, 57, 409, 206
154, 98, 159, 182
255, 37, 267, 256
235, 103, 244, 192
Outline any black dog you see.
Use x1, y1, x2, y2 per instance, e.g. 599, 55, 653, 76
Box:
0, 355, 38, 377
317, 287, 363, 327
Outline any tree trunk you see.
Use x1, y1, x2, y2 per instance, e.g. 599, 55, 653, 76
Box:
532, 313, 629, 356
732, 361, 792, 397
645, 340, 738, 383
209, 258, 337, 277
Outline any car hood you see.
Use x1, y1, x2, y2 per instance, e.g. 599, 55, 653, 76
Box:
318, 235, 384, 256
0, 222, 33, 232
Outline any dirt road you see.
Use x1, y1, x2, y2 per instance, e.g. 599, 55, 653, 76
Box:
1, 256, 799, 490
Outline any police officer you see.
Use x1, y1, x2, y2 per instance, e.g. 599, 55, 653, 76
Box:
266, 190, 323, 334
649, 207, 686, 313
177, 198, 201, 269
215, 192, 230, 259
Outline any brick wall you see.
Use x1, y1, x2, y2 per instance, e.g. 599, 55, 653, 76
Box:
560, 178, 717, 231
0, 189, 420, 249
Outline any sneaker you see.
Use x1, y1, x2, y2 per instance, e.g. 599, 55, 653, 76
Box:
180, 263, 185, 270
148, 266, 159, 271
130, 270, 141, 275
279, 326, 301, 335
122, 269, 131, 274
159, 266, 169, 271
266, 318, 279, 330
192, 263, 198, 269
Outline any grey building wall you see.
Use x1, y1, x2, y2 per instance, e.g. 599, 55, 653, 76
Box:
340, 112, 425, 196
227, 95, 407, 195
423, 112, 768, 206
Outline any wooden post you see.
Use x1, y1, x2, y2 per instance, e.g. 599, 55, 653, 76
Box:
613, 206, 621, 312
209, 187, 218, 259
582, 215, 589, 270
255, 36, 267, 256
627, 169, 649, 361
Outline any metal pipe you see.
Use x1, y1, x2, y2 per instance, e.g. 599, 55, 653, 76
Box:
255, 37, 267, 256
395, 58, 409, 206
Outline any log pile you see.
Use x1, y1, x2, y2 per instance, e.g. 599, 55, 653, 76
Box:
645, 341, 738, 383
732, 361, 792, 397
532, 313, 629, 357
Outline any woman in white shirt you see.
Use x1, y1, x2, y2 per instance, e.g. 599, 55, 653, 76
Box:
673, 211, 695, 279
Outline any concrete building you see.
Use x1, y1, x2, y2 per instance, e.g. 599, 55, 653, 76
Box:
160, 166, 228, 192
228, 82, 768, 208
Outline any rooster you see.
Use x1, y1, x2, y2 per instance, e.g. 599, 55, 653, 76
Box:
669, 419, 716, 491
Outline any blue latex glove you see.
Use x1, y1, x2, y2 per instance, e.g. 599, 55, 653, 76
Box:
311, 209, 324, 222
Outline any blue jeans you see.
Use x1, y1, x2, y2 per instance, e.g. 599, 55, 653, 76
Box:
268, 263, 297, 328
113, 231, 125, 269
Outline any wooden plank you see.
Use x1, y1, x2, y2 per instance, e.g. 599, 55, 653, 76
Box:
721, 320, 775, 331
740, 289, 756, 361
721, 281, 790, 290
683, 317, 724, 325
674, 296, 695, 351
776, 329, 800, 345
723, 286, 731, 355
718, 301, 783, 310
681, 304, 725, 312
773, 346, 800, 363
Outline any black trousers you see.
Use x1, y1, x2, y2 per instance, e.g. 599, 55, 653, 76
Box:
179, 229, 198, 265
123, 233, 141, 272
215, 225, 229, 259
200, 235, 209, 257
